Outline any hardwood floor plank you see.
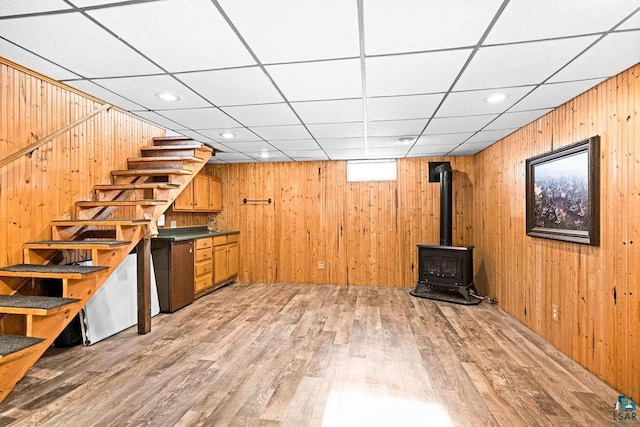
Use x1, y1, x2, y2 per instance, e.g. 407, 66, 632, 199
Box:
0, 283, 623, 426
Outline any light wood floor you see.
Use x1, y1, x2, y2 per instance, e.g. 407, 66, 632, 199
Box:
0, 283, 622, 426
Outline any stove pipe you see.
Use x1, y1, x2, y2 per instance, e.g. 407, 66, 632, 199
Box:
434, 163, 453, 246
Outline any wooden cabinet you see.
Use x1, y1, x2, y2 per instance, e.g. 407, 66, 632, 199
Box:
174, 174, 222, 212
194, 237, 213, 294
213, 234, 239, 285
151, 239, 194, 313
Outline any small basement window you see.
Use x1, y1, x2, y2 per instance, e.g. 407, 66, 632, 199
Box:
347, 159, 397, 182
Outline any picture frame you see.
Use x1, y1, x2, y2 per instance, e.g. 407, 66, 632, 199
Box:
525, 136, 600, 246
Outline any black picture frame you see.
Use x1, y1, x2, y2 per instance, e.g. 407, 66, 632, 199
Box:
525, 136, 600, 246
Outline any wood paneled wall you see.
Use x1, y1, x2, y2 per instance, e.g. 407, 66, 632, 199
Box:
0, 57, 165, 267
207, 157, 475, 287
474, 64, 640, 401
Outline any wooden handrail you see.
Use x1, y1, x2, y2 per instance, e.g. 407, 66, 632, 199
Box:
0, 103, 112, 169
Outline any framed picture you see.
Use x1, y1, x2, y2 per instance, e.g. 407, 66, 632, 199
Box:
525, 136, 600, 245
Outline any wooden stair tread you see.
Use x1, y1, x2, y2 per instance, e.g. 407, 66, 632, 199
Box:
51, 219, 151, 226
111, 168, 193, 176
0, 264, 108, 279
94, 183, 179, 191
0, 295, 80, 315
24, 240, 130, 250
142, 144, 204, 151
128, 156, 203, 163
0, 335, 44, 359
76, 200, 167, 207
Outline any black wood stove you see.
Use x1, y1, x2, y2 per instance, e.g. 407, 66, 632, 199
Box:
410, 162, 480, 305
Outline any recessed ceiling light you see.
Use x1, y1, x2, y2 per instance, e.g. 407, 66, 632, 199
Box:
397, 137, 415, 144
156, 92, 182, 102
219, 132, 236, 140
484, 93, 509, 104
259, 151, 270, 159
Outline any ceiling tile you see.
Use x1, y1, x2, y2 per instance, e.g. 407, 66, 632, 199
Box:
266, 59, 362, 101
221, 103, 300, 127
510, 79, 605, 111
425, 115, 498, 134
157, 108, 240, 130
366, 147, 411, 158
367, 119, 427, 137
67, 80, 145, 110
366, 94, 444, 121
364, 0, 503, 55
69, 0, 133, 6
324, 148, 368, 160
291, 99, 363, 124
212, 152, 254, 163
0, 0, 71, 15
549, 31, 640, 82
485, 109, 552, 131
416, 133, 475, 146
250, 125, 311, 141
0, 39, 79, 80
198, 127, 261, 143
218, 0, 359, 63
454, 36, 598, 91
222, 141, 276, 152
619, 10, 640, 30
172, 130, 216, 144
366, 50, 471, 97
486, 0, 640, 44
88, 0, 255, 72
449, 141, 496, 155
307, 122, 364, 139
437, 86, 534, 117
316, 138, 365, 150
465, 128, 518, 144
176, 67, 282, 107
367, 137, 411, 148
132, 111, 183, 130
270, 140, 320, 151
407, 144, 459, 157
94, 75, 210, 110
282, 149, 328, 160
0, 13, 161, 78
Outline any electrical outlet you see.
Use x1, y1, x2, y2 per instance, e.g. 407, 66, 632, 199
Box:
318, 261, 325, 270
157, 214, 165, 227
552, 304, 559, 322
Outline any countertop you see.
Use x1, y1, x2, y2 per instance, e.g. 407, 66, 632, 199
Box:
154, 226, 239, 242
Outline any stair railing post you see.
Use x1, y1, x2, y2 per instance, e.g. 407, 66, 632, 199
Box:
136, 235, 151, 334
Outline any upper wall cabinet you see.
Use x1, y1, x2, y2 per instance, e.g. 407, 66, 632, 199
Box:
174, 174, 222, 212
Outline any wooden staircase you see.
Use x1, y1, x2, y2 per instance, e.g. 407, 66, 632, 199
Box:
0, 136, 212, 403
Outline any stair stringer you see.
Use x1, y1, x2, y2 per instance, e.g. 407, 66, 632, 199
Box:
0, 143, 211, 403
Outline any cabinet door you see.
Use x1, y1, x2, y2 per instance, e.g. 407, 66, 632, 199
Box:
227, 242, 239, 278
214, 244, 227, 284
173, 182, 193, 211
209, 178, 222, 211
192, 174, 210, 211
169, 240, 194, 311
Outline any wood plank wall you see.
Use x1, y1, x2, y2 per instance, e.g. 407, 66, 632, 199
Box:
203, 157, 475, 287
474, 63, 640, 402
0, 57, 165, 267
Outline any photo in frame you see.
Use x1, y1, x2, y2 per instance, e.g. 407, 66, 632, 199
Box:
525, 136, 600, 245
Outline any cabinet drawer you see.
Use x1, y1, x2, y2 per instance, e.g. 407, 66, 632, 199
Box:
226, 233, 239, 244
195, 275, 212, 293
195, 260, 212, 277
195, 248, 212, 262
213, 235, 227, 246
195, 237, 213, 249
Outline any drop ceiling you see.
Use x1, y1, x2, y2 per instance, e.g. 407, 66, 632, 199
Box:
1, 0, 639, 163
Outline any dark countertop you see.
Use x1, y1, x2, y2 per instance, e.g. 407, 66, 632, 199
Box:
154, 226, 239, 242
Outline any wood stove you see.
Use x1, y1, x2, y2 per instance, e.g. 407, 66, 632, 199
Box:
410, 162, 480, 305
